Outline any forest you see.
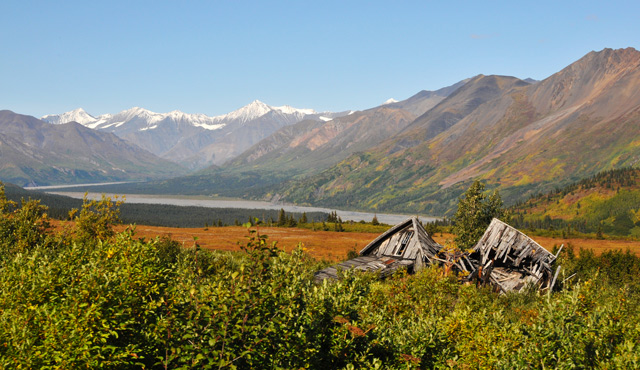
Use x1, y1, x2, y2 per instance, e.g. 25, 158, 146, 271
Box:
1, 184, 639, 368
510, 167, 640, 238
2, 183, 327, 228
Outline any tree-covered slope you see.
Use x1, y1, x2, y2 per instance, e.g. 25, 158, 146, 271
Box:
510, 167, 640, 237
276, 48, 640, 216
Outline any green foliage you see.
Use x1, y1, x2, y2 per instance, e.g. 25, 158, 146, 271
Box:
346, 246, 359, 260
0, 184, 53, 262
327, 210, 341, 223
453, 180, 505, 250
70, 193, 123, 242
299, 212, 308, 224
275, 208, 298, 227
510, 167, 640, 237
298, 221, 391, 233
1, 192, 639, 368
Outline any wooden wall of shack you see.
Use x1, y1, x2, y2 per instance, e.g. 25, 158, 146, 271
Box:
440, 218, 560, 293
315, 217, 560, 294
314, 218, 442, 283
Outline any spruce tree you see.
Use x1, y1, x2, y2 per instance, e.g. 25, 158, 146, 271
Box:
453, 180, 505, 251
277, 208, 286, 226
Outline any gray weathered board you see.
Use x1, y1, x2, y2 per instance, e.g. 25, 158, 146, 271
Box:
314, 217, 559, 294
314, 217, 441, 283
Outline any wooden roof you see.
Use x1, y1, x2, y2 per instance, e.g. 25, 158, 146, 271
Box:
314, 217, 443, 283
470, 218, 558, 293
359, 217, 442, 261
313, 256, 414, 283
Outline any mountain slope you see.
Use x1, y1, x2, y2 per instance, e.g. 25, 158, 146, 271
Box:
230, 107, 416, 171
43, 101, 346, 169
0, 110, 187, 186
134, 81, 469, 198
276, 48, 640, 215
226, 80, 469, 172
127, 107, 418, 198
383, 79, 469, 116
509, 167, 640, 237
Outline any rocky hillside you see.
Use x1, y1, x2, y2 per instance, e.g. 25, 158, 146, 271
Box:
0, 110, 187, 186
277, 48, 640, 215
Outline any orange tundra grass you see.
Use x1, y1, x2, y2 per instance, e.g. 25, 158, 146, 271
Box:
55, 221, 640, 262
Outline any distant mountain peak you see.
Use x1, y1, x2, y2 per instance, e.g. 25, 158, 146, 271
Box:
41, 108, 96, 125
123, 106, 150, 114
70, 107, 89, 114
41, 100, 341, 169
220, 100, 273, 123
272, 104, 317, 116
382, 98, 398, 105
569, 47, 640, 74
215, 100, 318, 124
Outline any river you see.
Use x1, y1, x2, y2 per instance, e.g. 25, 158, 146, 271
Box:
42, 191, 438, 225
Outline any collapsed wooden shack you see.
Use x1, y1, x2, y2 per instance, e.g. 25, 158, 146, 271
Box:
314, 217, 442, 283
314, 217, 560, 293
465, 218, 560, 293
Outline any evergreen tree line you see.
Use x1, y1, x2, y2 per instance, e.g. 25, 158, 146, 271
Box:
1, 183, 327, 228
512, 167, 640, 209
508, 167, 640, 237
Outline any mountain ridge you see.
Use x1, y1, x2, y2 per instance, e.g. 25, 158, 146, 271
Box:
0, 110, 187, 186
28, 47, 640, 218
42, 101, 346, 168
271, 47, 640, 215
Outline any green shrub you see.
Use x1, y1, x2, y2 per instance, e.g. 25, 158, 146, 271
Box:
0, 193, 639, 369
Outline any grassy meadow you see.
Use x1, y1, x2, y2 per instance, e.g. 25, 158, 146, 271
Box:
118, 224, 640, 261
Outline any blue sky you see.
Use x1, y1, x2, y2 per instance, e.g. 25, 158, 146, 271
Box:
2, 0, 639, 118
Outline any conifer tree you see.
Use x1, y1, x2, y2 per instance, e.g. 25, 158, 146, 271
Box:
453, 180, 505, 250
277, 208, 286, 226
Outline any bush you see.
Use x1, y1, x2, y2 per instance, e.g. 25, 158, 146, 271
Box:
0, 184, 53, 261
0, 193, 639, 368
70, 193, 123, 242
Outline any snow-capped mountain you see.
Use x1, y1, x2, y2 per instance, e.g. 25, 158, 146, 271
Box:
42, 101, 346, 169
41, 108, 97, 126
0, 110, 187, 187
381, 98, 398, 105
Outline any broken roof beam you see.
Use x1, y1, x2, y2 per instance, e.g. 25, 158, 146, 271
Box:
473, 218, 555, 267
470, 218, 559, 293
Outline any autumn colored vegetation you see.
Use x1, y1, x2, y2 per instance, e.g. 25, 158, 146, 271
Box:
511, 167, 640, 238
1, 186, 640, 368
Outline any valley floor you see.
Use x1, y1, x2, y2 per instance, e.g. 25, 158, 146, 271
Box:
113, 224, 640, 261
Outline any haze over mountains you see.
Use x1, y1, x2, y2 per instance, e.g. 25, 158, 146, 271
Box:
0, 110, 186, 186
4, 47, 640, 216
43, 101, 347, 169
